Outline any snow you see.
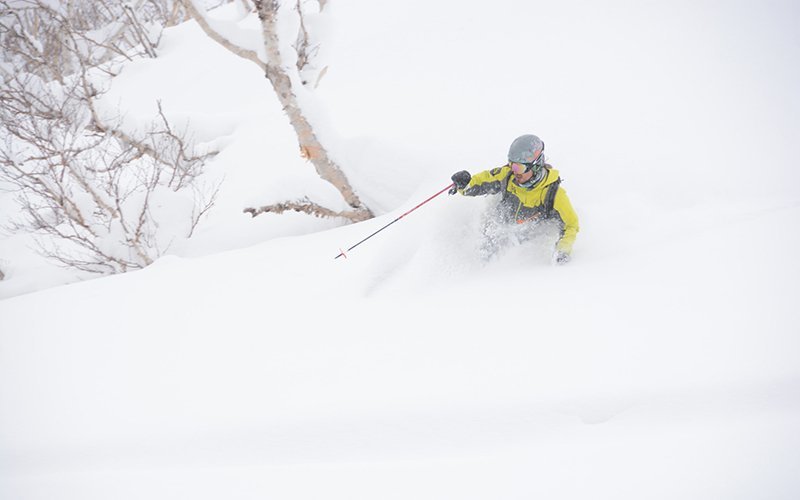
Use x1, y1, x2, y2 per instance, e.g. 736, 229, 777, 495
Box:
2, 1, 800, 499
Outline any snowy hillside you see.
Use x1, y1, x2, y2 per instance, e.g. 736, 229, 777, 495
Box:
2, 1, 800, 499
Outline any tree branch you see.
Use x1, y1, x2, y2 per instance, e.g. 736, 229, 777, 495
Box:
179, 0, 266, 70
243, 197, 363, 221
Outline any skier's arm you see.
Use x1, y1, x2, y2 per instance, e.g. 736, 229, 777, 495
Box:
553, 188, 579, 254
460, 166, 510, 196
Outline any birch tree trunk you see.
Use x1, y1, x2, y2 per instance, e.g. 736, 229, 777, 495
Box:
182, 0, 372, 222
254, 0, 372, 221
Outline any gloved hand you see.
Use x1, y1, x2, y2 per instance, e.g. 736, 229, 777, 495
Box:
449, 170, 471, 195
554, 251, 571, 265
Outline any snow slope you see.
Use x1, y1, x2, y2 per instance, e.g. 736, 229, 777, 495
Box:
2, 1, 800, 499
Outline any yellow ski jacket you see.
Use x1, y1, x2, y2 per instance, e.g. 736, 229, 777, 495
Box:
458, 165, 579, 254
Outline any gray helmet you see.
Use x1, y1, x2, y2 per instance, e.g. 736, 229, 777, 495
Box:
508, 134, 545, 166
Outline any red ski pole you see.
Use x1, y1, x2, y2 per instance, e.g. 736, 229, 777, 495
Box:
335, 183, 455, 259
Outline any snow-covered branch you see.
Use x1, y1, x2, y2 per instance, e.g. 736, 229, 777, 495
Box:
0, 0, 217, 274
243, 197, 362, 220
179, 0, 266, 70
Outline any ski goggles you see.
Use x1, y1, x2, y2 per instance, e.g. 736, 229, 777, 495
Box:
510, 160, 543, 175
510, 162, 531, 174
509, 152, 544, 175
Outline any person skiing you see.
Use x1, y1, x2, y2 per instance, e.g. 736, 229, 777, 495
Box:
449, 134, 579, 264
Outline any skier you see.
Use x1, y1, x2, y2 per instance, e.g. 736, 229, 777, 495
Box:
449, 134, 579, 264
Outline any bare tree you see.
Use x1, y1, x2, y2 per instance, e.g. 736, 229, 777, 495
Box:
180, 0, 373, 223
0, 0, 217, 274
292, 0, 316, 79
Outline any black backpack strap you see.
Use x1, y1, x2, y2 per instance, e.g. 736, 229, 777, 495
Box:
544, 177, 561, 218
500, 169, 513, 200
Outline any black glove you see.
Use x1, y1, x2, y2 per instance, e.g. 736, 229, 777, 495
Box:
449, 170, 471, 194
